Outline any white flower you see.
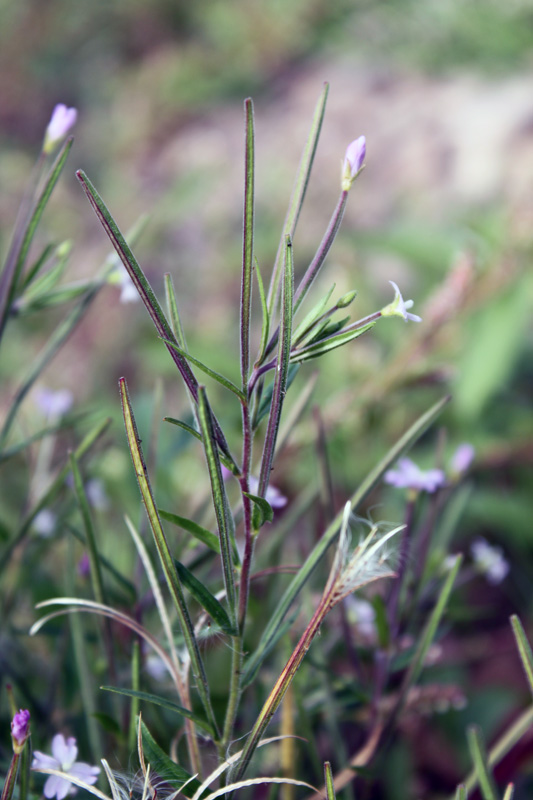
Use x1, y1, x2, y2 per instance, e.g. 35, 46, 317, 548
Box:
381, 281, 422, 323
43, 105, 77, 153
471, 538, 509, 585
32, 734, 100, 800
345, 595, 376, 638
117, 265, 139, 304
341, 136, 366, 191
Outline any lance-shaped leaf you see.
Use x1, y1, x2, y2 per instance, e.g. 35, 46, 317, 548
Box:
119, 377, 219, 737
164, 339, 245, 401
159, 509, 220, 554
242, 492, 274, 531
197, 386, 238, 627
77, 169, 232, 461
174, 559, 237, 636
510, 615, 533, 698
0, 417, 111, 576
241, 98, 255, 388
140, 721, 202, 798
467, 726, 498, 800
164, 272, 187, 349
0, 138, 73, 338
291, 284, 336, 345
254, 258, 270, 368
243, 394, 451, 685
101, 688, 214, 736
290, 320, 376, 363
266, 83, 329, 317
257, 236, 293, 504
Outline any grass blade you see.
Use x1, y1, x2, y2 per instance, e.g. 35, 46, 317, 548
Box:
119, 377, 219, 737
0, 139, 73, 338
243, 393, 451, 684
510, 615, 533, 698
164, 272, 187, 349
241, 98, 255, 388
140, 720, 202, 798
266, 83, 329, 315
0, 417, 111, 576
466, 726, 498, 800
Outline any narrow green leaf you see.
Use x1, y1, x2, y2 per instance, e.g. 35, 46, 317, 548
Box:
510, 615, 533, 698
19, 732, 31, 800
102, 688, 214, 736
197, 386, 237, 627
244, 394, 451, 684
21, 240, 71, 299
467, 726, 498, 800
254, 258, 270, 365
119, 378, 218, 738
174, 559, 237, 636
163, 417, 239, 475
67, 523, 136, 602
159, 510, 220, 554
241, 98, 255, 388
324, 762, 336, 800
17, 280, 99, 314
163, 339, 245, 400
129, 641, 140, 755
290, 321, 376, 363
0, 282, 102, 448
242, 492, 273, 530
140, 720, 202, 798
0, 138, 73, 337
292, 284, 336, 344
21, 242, 56, 289
0, 417, 111, 577
267, 83, 329, 315
70, 453, 106, 606
398, 555, 462, 702
257, 236, 293, 500
164, 272, 187, 350
253, 364, 300, 429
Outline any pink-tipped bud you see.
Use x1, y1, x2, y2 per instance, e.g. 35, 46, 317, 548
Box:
11, 709, 30, 753
43, 104, 77, 153
342, 136, 366, 190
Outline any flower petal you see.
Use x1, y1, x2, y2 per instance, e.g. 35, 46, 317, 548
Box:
43, 775, 72, 800
69, 763, 101, 784
32, 752, 59, 770
52, 734, 77, 769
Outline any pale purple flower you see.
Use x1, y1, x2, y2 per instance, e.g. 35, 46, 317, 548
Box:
32, 734, 100, 800
341, 136, 366, 190
33, 509, 57, 538
34, 387, 73, 419
43, 105, 77, 153
248, 476, 287, 509
345, 596, 376, 639
85, 479, 109, 510
450, 443, 475, 475
11, 709, 30, 751
77, 553, 90, 578
471, 538, 509, 585
384, 457, 446, 493
221, 465, 287, 509
381, 281, 422, 323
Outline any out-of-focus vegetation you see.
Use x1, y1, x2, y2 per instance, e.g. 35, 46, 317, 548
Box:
1, 1, 533, 798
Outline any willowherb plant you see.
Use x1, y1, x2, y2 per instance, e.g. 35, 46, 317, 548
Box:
2, 88, 531, 800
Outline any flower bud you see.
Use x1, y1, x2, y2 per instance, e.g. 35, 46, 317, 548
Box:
336, 290, 357, 309
11, 709, 30, 753
341, 136, 366, 191
43, 104, 77, 154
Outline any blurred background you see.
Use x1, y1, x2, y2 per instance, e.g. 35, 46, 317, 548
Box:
1, 0, 533, 796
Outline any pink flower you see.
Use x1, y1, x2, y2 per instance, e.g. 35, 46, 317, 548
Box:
32, 734, 100, 800
11, 709, 30, 752
44, 105, 77, 153
384, 457, 445, 493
